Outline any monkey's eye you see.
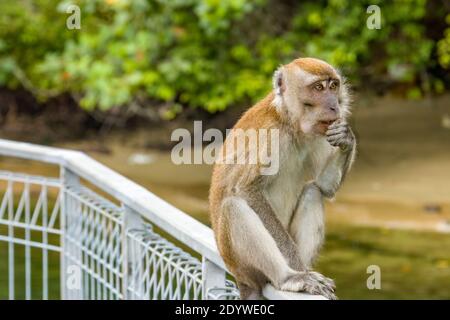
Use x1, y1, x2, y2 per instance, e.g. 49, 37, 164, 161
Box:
330, 81, 339, 90
314, 83, 324, 91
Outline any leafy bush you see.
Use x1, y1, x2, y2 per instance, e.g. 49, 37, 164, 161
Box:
0, 0, 448, 116
438, 14, 450, 69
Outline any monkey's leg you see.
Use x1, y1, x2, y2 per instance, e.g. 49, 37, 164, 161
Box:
290, 182, 325, 268
289, 182, 336, 299
222, 196, 335, 299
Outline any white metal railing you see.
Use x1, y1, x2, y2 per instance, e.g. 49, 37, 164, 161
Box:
0, 139, 324, 300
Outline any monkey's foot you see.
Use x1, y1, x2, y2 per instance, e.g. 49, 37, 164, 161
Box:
308, 271, 336, 291
280, 271, 337, 300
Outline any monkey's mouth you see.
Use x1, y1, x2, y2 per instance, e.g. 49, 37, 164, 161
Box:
319, 120, 335, 126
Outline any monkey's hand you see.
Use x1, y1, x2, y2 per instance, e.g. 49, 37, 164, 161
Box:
326, 120, 355, 152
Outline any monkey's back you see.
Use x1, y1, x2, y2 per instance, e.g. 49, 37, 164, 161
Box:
208, 92, 283, 271
209, 92, 281, 223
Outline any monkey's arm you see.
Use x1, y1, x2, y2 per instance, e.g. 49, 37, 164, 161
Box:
315, 121, 356, 198
242, 183, 305, 271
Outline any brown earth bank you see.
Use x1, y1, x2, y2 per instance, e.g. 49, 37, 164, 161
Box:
0, 86, 245, 148
0, 90, 450, 232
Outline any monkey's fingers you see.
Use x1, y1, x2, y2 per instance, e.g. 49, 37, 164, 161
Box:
326, 131, 347, 140
310, 282, 337, 300
302, 279, 332, 298
327, 120, 340, 129
322, 277, 336, 291
328, 120, 346, 130
326, 133, 346, 146
308, 271, 336, 291
326, 125, 348, 136
324, 291, 338, 300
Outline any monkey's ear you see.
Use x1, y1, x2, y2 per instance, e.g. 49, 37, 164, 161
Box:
273, 67, 286, 96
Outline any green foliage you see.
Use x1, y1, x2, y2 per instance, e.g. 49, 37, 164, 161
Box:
438, 14, 450, 69
0, 0, 448, 114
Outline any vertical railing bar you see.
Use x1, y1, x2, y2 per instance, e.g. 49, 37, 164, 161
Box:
90, 208, 99, 300
111, 220, 119, 299
138, 240, 144, 300
102, 215, 109, 300
202, 257, 226, 300
117, 225, 121, 300
64, 193, 70, 300
59, 167, 66, 300
121, 204, 144, 300
81, 203, 88, 299
183, 265, 189, 300
89, 207, 95, 300
174, 261, 180, 299
129, 235, 136, 299
91, 207, 97, 300
152, 248, 158, 299
82, 202, 89, 300
112, 223, 119, 300
25, 181, 31, 300
111, 218, 118, 298
94, 208, 101, 300
140, 246, 147, 299
119, 224, 124, 300
99, 217, 104, 300
60, 167, 84, 300
42, 184, 49, 300
79, 201, 86, 299
132, 233, 138, 300
7, 180, 15, 300
156, 254, 164, 299
100, 215, 106, 300
145, 249, 151, 299
166, 255, 172, 299
94, 208, 99, 300
94, 212, 101, 300
69, 193, 76, 300
76, 195, 83, 300
101, 217, 106, 300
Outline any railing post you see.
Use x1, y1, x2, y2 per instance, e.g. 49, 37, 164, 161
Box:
122, 204, 144, 300
60, 167, 83, 300
202, 257, 226, 300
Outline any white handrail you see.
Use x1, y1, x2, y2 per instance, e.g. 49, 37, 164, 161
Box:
0, 139, 224, 268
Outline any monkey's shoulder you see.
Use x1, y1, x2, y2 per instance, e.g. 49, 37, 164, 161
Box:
234, 93, 281, 131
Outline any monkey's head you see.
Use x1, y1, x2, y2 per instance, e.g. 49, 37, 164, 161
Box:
272, 57, 351, 135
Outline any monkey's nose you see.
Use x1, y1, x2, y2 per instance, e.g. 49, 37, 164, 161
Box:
329, 105, 337, 112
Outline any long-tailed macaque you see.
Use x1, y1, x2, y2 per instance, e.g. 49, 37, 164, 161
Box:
209, 57, 356, 300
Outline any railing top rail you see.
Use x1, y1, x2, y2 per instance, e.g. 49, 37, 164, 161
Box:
0, 139, 225, 269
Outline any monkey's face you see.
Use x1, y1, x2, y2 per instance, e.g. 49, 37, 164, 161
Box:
298, 76, 341, 135
273, 58, 350, 136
